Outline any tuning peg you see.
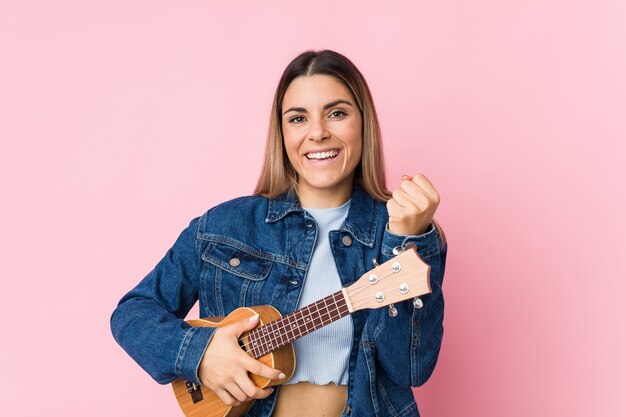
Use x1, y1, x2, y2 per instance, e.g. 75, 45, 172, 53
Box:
413, 297, 423, 309
388, 304, 398, 317
371, 258, 380, 267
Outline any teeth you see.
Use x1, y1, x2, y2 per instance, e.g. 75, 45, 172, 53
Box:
306, 150, 339, 160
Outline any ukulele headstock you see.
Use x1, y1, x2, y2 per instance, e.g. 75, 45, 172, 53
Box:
343, 247, 431, 312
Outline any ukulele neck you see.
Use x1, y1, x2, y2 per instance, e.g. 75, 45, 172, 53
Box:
245, 290, 349, 359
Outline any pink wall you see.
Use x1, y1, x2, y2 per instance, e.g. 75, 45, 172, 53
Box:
1, 1, 625, 416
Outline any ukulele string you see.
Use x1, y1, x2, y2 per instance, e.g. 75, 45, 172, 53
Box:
237, 300, 347, 354
237, 266, 409, 355
346, 270, 396, 296
240, 308, 346, 357
237, 292, 348, 355
348, 287, 409, 309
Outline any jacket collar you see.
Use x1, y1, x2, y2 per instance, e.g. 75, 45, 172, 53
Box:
265, 187, 377, 248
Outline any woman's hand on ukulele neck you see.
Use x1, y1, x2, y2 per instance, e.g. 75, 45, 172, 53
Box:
198, 314, 285, 407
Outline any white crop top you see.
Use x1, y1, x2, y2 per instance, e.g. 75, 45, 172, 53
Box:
284, 200, 354, 386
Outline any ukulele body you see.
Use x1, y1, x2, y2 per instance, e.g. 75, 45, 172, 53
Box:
171, 305, 295, 417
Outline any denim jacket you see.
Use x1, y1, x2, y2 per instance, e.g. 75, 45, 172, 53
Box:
111, 187, 447, 417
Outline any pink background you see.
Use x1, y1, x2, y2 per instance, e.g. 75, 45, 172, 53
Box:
1, 1, 625, 416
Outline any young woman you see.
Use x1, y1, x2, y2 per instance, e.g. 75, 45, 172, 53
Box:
111, 49, 447, 417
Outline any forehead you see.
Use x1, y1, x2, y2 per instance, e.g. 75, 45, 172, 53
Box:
283, 74, 355, 107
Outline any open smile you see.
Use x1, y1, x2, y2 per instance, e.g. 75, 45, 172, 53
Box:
305, 149, 340, 161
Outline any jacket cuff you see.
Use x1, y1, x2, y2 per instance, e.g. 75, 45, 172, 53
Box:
381, 222, 440, 260
175, 326, 217, 385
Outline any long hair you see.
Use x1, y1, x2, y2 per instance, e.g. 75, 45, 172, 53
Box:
254, 50, 390, 201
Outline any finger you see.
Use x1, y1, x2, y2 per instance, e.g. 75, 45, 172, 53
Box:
399, 179, 430, 203
410, 173, 439, 201
257, 387, 276, 400
391, 188, 415, 210
244, 358, 285, 381
387, 199, 411, 229
215, 388, 241, 407
386, 197, 403, 219
235, 373, 275, 400
231, 313, 260, 337
225, 381, 250, 402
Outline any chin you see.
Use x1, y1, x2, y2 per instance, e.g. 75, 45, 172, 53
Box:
303, 175, 352, 192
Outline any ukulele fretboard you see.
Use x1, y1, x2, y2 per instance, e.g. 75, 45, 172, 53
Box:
245, 290, 350, 358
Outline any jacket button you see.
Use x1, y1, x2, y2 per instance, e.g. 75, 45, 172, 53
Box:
342, 235, 352, 246
229, 257, 241, 267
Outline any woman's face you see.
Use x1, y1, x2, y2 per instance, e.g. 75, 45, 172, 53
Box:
281, 74, 363, 207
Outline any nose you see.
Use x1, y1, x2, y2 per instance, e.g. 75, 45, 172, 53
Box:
307, 118, 330, 142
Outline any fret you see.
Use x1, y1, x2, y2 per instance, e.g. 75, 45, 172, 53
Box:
286, 312, 297, 342
310, 302, 322, 331
321, 296, 331, 326
294, 309, 303, 339
264, 320, 277, 353
258, 316, 282, 357
246, 331, 259, 358
277, 321, 287, 347
315, 302, 324, 329
304, 304, 314, 333
328, 295, 336, 321
321, 296, 331, 325
338, 292, 349, 315
332, 292, 345, 319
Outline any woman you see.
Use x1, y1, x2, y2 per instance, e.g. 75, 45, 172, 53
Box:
111, 49, 447, 417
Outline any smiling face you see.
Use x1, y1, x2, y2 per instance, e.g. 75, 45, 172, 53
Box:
281, 74, 363, 208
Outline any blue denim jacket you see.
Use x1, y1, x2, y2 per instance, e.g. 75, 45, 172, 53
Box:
111, 187, 447, 417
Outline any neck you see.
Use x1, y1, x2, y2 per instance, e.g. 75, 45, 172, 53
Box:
245, 290, 350, 359
297, 178, 353, 208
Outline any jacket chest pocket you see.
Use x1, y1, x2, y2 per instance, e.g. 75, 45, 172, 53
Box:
201, 241, 273, 315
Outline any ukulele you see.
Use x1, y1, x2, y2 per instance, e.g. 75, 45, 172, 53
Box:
171, 245, 432, 417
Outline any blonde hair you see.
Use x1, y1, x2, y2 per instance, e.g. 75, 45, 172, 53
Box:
254, 50, 390, 202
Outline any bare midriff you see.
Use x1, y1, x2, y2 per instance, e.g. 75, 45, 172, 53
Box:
272, 382, 348, 417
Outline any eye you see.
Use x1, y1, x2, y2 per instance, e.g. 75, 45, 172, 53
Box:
289, 115, 305, 124
329, 110, 347, 119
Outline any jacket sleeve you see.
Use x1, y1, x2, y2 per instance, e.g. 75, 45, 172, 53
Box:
110, 216, 216, 385
364, 220, 447, 387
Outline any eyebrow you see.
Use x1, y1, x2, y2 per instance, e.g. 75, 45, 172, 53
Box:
282, 99, 354, 116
